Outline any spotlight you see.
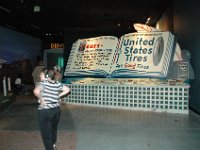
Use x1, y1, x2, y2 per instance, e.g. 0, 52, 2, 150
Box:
34, 5, 40, 12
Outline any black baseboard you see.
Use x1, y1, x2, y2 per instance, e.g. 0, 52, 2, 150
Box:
189, 106, 200, 115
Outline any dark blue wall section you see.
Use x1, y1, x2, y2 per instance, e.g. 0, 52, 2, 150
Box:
174, 0, 200, 113
0, 26, 41, 64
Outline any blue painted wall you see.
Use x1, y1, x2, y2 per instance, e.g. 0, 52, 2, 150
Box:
173, 0, 200, 113
0, 26, 41, 64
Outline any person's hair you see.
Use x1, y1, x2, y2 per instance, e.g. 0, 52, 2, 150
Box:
42, 68, 54, 79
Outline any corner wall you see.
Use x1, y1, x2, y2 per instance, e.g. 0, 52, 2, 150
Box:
173, 0, 200, 113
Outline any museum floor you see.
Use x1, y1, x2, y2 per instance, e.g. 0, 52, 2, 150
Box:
0, 94, 200, 150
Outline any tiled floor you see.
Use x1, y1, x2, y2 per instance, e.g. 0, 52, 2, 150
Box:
0, 95, 200, 150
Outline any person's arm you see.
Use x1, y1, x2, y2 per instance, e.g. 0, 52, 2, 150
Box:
33, 85, 46, 107
32, 69, 36, 83
58, 85, 70, 98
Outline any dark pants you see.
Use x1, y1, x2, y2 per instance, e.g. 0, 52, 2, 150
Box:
15, 84, 25, 95
38, 107, 61, 150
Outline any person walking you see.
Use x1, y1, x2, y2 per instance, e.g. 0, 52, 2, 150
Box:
33, 69, 70, 150
53, 65, 62, 82
32, 60, 45, 85
14, 73, 26, 95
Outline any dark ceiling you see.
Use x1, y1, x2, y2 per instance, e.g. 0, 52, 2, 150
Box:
0, 0, 172, 42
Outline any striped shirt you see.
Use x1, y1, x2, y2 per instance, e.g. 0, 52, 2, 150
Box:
38, 80, 63, 110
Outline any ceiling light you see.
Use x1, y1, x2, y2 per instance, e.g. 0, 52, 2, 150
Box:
46, 33, 52, 36
31, 24, 40, 29
34, 5, 40, 12
0, 6, 11, 13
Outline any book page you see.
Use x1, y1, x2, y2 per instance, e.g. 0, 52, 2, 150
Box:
110, 32, 175, 77
64, 36, 118, 77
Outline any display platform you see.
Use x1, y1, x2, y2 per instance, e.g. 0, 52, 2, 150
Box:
63, 78, 190, 114
63, 28, 193, 115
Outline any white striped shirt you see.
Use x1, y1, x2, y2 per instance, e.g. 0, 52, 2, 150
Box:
38, 80, 63, 110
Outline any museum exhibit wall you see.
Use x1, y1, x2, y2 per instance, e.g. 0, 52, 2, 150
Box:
0, 26, 41, 85
173, 0, 200, 113
0, 26, 41, 64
